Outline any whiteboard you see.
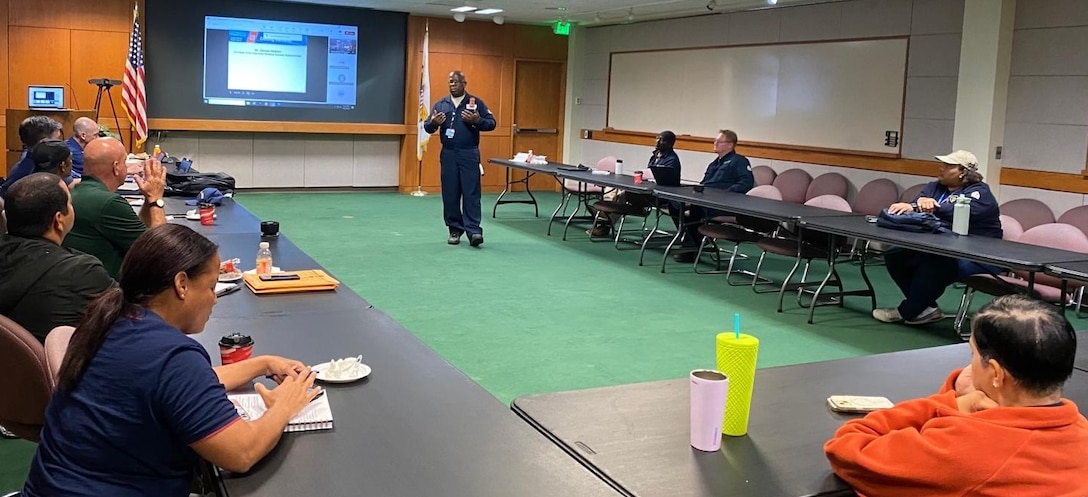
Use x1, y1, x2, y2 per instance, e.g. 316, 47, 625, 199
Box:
607, 38, 908, 154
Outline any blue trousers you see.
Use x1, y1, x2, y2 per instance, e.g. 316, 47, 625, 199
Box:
440, 148, 483, 235
884, 248, 1002, 320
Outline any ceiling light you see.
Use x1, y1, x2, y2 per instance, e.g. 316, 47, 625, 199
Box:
450, 6, 477, 13
476, 8, 503, 15
453, 12, 466, 22
492, 15, 504, 24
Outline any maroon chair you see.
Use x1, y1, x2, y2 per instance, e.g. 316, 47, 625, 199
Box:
899, 183, 926, 203
1057, 205, 1088, 239
999, 198, 1054, 231
0, 315, 54, 442
752, 165, 777, 186
852, 179, 899, 216
999, 215, 1024, 242
805, 172, 849, 202
953, 223, 1088, 338
693, 185, 782, 282
771, 168, 813, 204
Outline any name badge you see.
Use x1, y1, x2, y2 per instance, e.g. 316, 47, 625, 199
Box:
445, 128, 455, 139
466, 97, 477, 111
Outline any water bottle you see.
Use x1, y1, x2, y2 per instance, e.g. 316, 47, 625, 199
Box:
256, 242, 273, 275
952, 196, 971, 235
152, 144, 162, 159
615, 159, 624, 176
526, 149, 534, 163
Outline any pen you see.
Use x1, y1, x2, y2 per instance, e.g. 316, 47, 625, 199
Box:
309, 389, 325, 403
217, 285, 241, 297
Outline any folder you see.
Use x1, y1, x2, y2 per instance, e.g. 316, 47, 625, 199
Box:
243, 270, 340, 295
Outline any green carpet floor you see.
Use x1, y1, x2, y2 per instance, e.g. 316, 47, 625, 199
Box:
4, 190, 1076, 491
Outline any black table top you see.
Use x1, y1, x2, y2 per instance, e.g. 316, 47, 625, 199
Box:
1079, 334, 1088, 373
163, 197, 266, 236
800, 215, 1088, 271
653, 185, 860, 223
556, 169, 657, 194
488, 158, 569, 176
191, 308, 617, 497
512, 344, 1088, 497
1045, 260, 1088, 285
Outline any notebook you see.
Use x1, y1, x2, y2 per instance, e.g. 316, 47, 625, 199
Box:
228, 392, 334, 433
243, 270, 340, 294
648, 165, 681, 186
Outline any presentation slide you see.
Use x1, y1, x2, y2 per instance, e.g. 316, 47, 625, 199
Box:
204, 16, 358, 110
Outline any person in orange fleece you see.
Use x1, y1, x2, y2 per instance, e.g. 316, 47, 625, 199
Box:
824, 294, 1088, 497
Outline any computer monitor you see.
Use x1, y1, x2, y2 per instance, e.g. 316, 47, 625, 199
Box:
28, 85, 65, 110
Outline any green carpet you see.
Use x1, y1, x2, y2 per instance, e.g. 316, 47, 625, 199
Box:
2, 190, 1071, 491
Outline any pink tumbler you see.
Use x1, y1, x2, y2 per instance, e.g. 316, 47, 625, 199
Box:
690, 369, 729, 451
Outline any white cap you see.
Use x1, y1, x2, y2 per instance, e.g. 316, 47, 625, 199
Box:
935, 150, 978, 170
259, 242, 269, 249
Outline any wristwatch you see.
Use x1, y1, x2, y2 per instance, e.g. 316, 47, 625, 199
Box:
148, 198, 164, 208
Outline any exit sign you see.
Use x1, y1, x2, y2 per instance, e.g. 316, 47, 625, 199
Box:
553, 21, 571, 36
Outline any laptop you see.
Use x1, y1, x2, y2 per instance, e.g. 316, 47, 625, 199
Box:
28, 85, 66, 110
648, 165, 681, 186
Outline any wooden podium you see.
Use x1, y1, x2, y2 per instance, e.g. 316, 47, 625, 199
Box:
5, 109, 96, 176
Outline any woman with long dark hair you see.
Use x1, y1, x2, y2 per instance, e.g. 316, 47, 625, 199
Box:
23, 224, 321, 497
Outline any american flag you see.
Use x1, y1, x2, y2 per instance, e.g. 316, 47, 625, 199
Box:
122, 5, 147, 149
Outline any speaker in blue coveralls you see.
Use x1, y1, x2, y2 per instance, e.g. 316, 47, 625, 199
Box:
423, 70, 497, 247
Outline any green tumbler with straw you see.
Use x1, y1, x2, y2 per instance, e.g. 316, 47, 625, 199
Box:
716, 313, 760, 436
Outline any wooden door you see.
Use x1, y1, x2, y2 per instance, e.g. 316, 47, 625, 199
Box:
512, 60, 565, 191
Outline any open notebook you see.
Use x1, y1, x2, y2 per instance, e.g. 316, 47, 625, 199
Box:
228, 392, 333, 433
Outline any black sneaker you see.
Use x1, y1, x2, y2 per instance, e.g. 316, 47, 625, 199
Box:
672, 251, 696, 263
469, 233, 484, 247
0, 424, 17, 439
448, 232, 463, 245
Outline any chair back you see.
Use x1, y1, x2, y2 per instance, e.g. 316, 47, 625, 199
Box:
771, 168, 813, 204
805, 172, 849, 202
563, 156, 614, 192
595, 156, 617, 173
45, 326, 75, 382
999, 215, 1023, 241
1000, 198, 1055, 231
1013, 223, 1088, 286
752, 165, 777, 186
853, 179, 899, 216
747, 184, 782, 200
1057, 205, 1088, 239
0, 315, 53, 442
804, 194, 852, 213
899, 183, 926, 203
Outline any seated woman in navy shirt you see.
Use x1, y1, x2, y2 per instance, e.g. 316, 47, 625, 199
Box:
873, 150, 1003, 325
24, 224, 322, 497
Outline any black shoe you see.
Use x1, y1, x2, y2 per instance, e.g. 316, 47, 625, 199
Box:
672, 251, 696, 263
469, 234, 484, 247
448, 232, 462, 245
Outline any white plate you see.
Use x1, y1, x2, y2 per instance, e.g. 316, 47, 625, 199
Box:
218, 271, 243, 282
312, 361, 371, 383
185, 210, 200, 221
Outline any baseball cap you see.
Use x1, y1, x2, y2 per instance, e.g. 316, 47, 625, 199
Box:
935, 150, 978, 170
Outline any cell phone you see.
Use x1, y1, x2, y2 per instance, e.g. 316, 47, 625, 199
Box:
259, 273, 301, 281
827, 395, 894, 413
865, 215, 878, 223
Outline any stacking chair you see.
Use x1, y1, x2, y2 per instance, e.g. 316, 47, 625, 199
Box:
899, 183, 926, 203
588, 191, 656, 248
45, 326, 75, 381
850, 179, 900, 258
693, 185, 782, 282
771, 168, 813, 204
1057, 205, 1088, 239
752, 195, 862, 323
999, 214, 1024, 242
999, 198, 1054, 231
805, 172, 849, 202
0, 315, 54, 442
752, 165, 777, 186
559, 156, 615, 240
953, 223, 1088, 338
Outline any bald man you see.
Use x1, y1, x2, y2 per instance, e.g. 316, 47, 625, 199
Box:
62, 137, 166, 277
66, 117, 100, 178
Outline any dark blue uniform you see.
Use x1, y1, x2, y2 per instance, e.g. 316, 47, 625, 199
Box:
884, 180, 1003, 320
672, 151, 754, 247
66, 136, 85, 178
423, 92, 496, 236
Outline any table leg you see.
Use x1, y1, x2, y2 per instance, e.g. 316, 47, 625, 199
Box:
547, 177, 566, 236
659, 204, 686, 273
492, 168, 540, 218
562, 182, 586, 241
638, 209, 664, 266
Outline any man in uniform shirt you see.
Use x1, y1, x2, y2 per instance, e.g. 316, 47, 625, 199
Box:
423, 70, 497, 247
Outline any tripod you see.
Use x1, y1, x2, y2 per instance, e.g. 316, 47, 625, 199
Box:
90, 78, 125, 146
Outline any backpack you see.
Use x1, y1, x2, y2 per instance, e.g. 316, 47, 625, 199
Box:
876, 208, 946, 234
162, 161, 235, 197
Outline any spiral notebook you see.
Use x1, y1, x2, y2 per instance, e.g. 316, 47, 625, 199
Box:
227, 392, 334, 433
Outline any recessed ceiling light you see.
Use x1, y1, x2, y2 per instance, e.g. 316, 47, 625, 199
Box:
451, 6, 478, 13
476, 8, 503, 14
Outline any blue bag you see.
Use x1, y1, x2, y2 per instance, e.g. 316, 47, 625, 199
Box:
875, 208, 946, 234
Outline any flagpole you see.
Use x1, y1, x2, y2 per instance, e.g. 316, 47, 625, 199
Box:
411, 21, 430, 197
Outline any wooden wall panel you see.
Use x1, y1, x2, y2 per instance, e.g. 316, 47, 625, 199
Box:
70, 30, 129, 119
513, 27, 568, 61
10, 0, 133, 32
8, 27, 71, 109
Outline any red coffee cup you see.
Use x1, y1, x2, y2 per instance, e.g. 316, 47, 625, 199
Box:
199, 202, 215, 226
634, 171, 644, 184
219, 333, 254, 365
